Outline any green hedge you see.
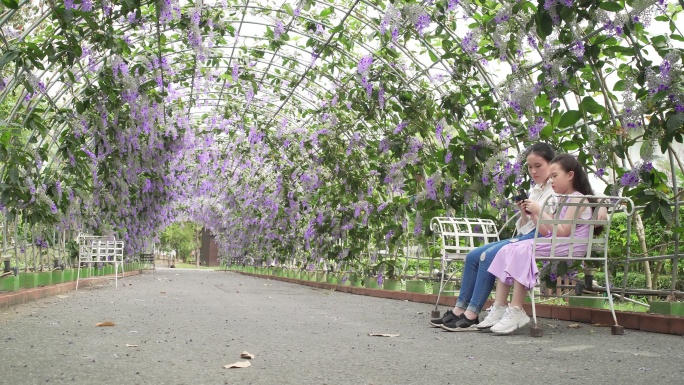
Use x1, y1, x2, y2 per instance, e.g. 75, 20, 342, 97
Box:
594, 271, 684, 292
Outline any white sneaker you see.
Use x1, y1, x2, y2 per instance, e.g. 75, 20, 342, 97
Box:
476, 304, 507, 330
490, 306, 530, 335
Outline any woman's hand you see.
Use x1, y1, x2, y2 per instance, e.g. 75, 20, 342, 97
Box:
522, 199, 542, 216
515, 199, 526, 213
597, 206, 608, 221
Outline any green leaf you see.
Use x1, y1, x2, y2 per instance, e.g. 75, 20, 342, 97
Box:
560, 141, 580, 151
428, 50, 438, 63
660, 201, 674, 226
598, 2, 623, 11
536, 8, 553, 40
1, 0, 19, 9
670, 34, 684, 42
666, 113, 684, 133
558, 110, 582, 128
613, 80, 627, 91
579, 97, 605, 115
320, 7, 333, 17
283, 3, 293, 16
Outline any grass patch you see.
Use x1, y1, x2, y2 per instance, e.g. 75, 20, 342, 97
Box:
173, 263, 214, 270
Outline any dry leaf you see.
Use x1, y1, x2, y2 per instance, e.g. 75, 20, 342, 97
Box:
547, 324, 559, 329
368, 333, 400, 337
125, 344, 138, 348
160, 291, 166, 294
240, 351, 255, 359
57, 295, 68, 299
567, 324, 582, 329
591, 323, 609, 327
96, 321, 115, 327
223, 361, 251, 369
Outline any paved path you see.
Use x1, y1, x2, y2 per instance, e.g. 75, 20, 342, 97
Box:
1, 268, 683, 385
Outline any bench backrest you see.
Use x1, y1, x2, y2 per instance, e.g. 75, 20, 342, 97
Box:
77, 233, 124, 263
430, 217, 500, 260
533, 194, 634, 262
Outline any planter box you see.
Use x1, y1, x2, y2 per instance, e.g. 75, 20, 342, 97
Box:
650, 301, 684, 316
568, 296, 605, 309
307, 272, 317, 282
405, 280, 426, 293
383, 278, 401, 291
432, 281, 456, 295
350, 274, 363, 287
36, 271, 52, 287
0, 275, 19, 291
327, 274, 339, 284
316, 272, 327, 283
62, 269, 75, 281
339, 275, 351, 286
364, 276, 380, 289
19, 273, 38, 289
51, 270, 64, 284
78, 267, 91, 279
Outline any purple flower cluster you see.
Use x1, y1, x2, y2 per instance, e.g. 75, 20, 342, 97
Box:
274, 19, 285, 39
620, 170, 640, 187
357, 55, 373, 74
527, 116, 546, 140
415, 12, 431, 36
473, 120, 489, 131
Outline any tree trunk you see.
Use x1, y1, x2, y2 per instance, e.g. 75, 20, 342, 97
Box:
634, 213, 652, 291
196, 227, 200, 269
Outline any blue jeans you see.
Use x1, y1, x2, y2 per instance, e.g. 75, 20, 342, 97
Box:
455, 231, 536, 313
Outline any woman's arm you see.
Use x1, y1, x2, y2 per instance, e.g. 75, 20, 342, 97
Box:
525, 197, 581, 237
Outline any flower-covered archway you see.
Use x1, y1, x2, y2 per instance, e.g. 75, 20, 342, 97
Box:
0, 0, 683, 293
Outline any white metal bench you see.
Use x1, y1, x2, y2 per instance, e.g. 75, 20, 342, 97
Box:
528, 194, 635, 336
76, 234, 125, 290
429, 217, 504, 314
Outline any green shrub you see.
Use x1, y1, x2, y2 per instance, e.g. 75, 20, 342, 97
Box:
594, 271, 684, 291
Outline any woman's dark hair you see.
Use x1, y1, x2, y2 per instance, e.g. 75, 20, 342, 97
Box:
550, 154, 602, 235
525, 142, 555, 163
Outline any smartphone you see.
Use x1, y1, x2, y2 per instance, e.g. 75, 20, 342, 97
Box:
513, 188, 528, 202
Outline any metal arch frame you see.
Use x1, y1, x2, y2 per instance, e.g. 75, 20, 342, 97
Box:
2, 0, 452, 130
1, 0, 446, 191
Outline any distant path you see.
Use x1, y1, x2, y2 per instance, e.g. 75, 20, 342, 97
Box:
1, 268, 682, 384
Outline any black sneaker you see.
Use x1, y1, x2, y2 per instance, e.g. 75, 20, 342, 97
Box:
441, 315, 479, 332
429, 310, 460, 327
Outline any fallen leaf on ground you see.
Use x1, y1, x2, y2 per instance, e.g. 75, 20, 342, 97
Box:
96, 321, 115, 327
591, 323, 609, 327
57, 295, 68, 299
223, 361, 251, 369
547, 324, 559, 329
368, 333, 400, 337
125, 344, 138, 347
240, 351, 255, 359
160, 291, 166, 294
567, 324, 582, 329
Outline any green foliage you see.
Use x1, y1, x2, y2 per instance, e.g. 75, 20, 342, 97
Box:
594, 271, 684, 292
159, 222, 200, 262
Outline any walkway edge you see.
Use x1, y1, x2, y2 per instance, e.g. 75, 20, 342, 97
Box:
233, 271, 684, 336
0, 270, 141, 309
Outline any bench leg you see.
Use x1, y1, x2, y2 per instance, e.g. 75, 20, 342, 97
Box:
603, 259, 623, 335
528, 289, 543, 337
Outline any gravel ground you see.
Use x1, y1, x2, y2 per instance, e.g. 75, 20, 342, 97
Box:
1, 268, 682, 385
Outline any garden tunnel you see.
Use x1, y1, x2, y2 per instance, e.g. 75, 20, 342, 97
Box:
1, 0, 684, 301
